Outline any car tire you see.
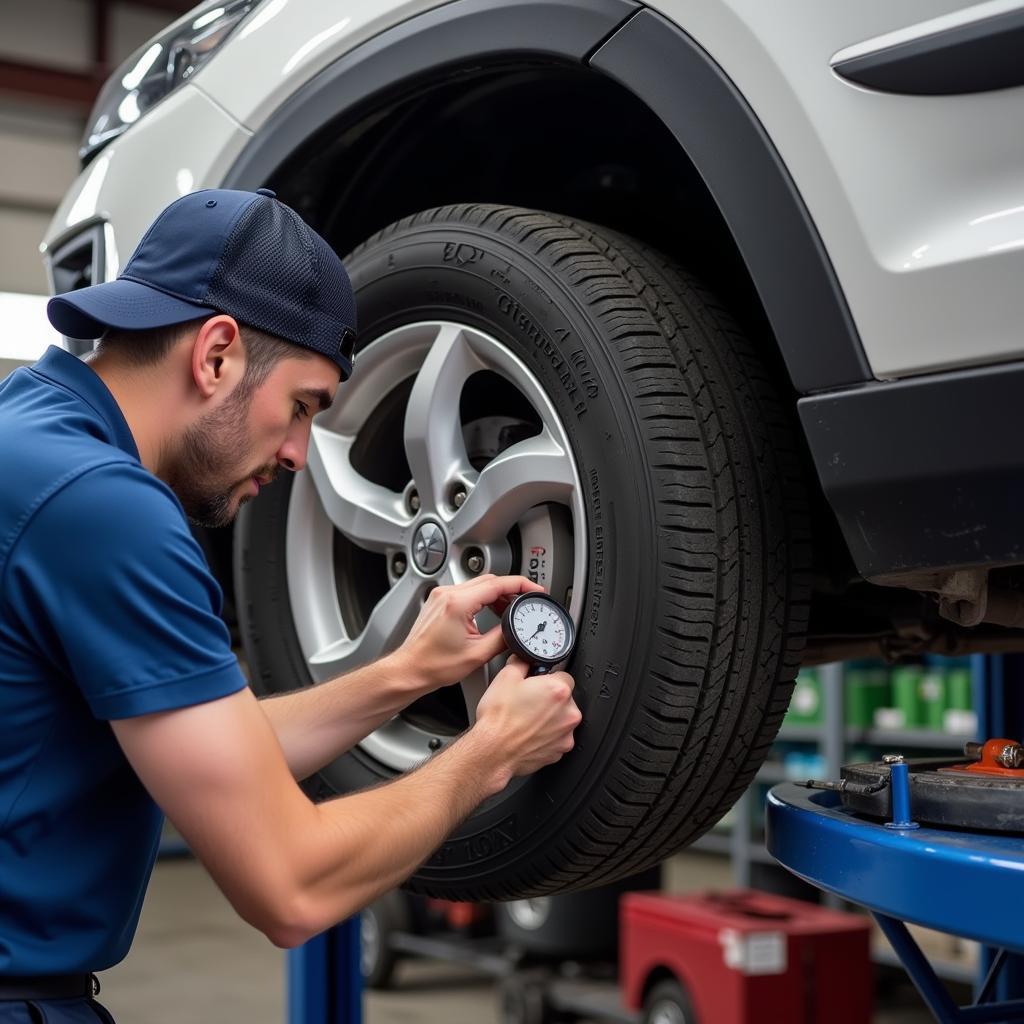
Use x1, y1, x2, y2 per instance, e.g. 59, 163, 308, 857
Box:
361, 889, 410, 990
496, 867, 660, 960
235, 204, 811, 900
643, 978, 697, 1024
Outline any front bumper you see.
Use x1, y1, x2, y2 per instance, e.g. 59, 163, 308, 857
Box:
801, 360, 1024, 579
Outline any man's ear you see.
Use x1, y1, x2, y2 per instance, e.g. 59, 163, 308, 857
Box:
190, 315, 245, 399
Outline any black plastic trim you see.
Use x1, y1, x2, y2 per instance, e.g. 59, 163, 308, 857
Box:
833, 8, 1024, 96
45, 220, 107, 356
800, 362, 1024, 579
224, 0, 639, 189
589, 10, 870, 392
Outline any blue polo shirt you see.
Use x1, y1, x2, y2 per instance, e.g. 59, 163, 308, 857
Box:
0, 346, 246, 974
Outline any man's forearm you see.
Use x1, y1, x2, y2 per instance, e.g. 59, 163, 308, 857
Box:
258, 651, 425, 779
282, 723, 510, 943
113, 685, 517, 950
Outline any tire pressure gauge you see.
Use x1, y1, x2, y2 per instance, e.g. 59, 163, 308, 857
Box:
500, 593, 576, 675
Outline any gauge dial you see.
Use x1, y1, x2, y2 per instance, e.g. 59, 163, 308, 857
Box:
501, 593, 576, 669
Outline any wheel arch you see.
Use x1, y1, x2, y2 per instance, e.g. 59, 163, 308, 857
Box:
223, 0, 870, 396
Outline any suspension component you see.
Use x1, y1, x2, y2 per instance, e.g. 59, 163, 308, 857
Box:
946, 737, 1024, 777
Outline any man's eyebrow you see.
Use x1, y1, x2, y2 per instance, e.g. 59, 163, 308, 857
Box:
300, 388, 334, 412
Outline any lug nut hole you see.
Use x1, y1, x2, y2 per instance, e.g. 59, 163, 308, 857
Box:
464, 549, 485, 575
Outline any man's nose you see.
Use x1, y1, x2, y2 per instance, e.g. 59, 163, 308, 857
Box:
277, 431, 309, 473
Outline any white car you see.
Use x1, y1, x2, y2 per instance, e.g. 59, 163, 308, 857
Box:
43, 0, 1024, 900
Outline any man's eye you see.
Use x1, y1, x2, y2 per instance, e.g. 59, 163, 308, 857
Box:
295, 401, 309, 420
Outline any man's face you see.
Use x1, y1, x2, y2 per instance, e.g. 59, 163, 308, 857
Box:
167, 353, 339, 528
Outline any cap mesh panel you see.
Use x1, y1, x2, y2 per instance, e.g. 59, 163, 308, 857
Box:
204, 198, 356, 374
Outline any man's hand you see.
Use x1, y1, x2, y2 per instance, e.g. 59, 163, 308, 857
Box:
395, 574, 545, 691
473, 655, 581, 787
259, 573, 549, 780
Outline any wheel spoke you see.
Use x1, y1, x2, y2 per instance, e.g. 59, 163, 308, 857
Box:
403, 325, 484, 513
450, 433, 575, 544
307, 571, 425, 678
307, 424, 410, 551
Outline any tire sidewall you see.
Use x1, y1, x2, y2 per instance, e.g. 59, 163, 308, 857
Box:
360, 890, 409, 988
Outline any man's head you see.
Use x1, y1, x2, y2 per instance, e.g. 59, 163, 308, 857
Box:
45, 188, 355, 525
96, 315, 339, 527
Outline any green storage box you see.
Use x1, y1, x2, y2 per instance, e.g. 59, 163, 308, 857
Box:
919, 667, 947, 731
944, 666, 976, 735
845, 665, 891, 728
890, 665, 925, 728
946, 667, 973, 711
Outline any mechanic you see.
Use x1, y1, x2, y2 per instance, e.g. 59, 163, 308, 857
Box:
0, 188, 581, 1023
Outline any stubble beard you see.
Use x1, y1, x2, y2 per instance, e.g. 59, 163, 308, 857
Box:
167, 388, 268, 528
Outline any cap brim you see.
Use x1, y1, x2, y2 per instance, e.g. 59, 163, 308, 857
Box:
47, 279, 216, 339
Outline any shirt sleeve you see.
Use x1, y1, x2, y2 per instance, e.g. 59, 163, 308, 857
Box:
5, 460, 247, 719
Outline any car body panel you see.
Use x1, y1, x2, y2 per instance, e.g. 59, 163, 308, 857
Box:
642, 0, 1024, 381
45, 84, 251, 263
832, 0, 1024, 62
44, 0, 1024, 382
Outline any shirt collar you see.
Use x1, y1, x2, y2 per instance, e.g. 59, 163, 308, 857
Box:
31, 346, 141, 461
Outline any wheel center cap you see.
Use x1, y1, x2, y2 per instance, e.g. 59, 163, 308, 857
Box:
412, 520, 447, 574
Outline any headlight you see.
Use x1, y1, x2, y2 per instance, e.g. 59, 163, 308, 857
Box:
80, 0, 258, 165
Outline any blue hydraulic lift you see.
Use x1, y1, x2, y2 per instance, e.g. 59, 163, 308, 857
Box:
768, 655, 1024, 1023
288, 917, 362, 1024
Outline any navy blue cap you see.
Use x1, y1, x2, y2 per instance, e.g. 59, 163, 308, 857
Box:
47, 188, 357, 380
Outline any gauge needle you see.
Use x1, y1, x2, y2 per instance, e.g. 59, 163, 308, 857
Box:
527, 622, 547, 642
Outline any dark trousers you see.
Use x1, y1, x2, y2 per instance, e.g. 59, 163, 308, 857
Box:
0, 999, 115, 1023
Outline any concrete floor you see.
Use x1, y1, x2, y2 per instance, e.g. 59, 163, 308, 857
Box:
95, 855, 954, 1024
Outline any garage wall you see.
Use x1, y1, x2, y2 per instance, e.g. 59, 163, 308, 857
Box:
0, 1, 179, 295
0, 108, 81, 294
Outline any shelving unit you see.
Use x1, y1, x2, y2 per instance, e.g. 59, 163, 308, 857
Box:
693, 656, 989, 983
779, 725, 973, 751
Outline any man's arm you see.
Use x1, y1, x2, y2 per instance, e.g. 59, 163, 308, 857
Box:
259, 575, 544, 780
257, 653, 421, 781
112, 654, 579, 947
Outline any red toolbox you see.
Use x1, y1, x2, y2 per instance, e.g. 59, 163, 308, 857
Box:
621, 889, 871, 1024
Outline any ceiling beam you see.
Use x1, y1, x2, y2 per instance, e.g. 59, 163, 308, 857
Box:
94, 0, 112, 75
0, 60, 101, 111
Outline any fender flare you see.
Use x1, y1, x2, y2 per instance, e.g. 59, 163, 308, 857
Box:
224, 0, 870, 393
